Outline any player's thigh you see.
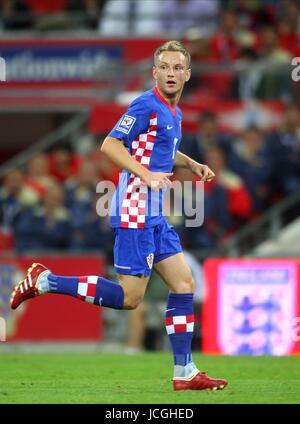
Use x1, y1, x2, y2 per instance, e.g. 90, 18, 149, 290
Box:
153, 252, 195, 293
117, 273, 150, 307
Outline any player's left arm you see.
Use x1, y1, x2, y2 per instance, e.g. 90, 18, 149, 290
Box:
174, 150, 215, 182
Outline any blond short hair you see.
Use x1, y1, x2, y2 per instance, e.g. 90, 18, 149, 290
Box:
154, 40, 191, 68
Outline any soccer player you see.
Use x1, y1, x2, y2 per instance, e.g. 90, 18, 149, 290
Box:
10, 40, 228, 391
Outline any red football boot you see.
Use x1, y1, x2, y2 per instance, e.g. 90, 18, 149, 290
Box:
10, 263, 50, 310
173, 371, 228, 391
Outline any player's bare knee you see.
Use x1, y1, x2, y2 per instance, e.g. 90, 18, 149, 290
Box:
123, 295, 143, 310
175, 275, 195, 294
122, 288, 144, 310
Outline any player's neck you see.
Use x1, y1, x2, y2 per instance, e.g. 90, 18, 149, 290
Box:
155, 86, 181, 108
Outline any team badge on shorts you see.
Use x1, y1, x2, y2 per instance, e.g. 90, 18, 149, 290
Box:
147, 253, 154, 269
116, 115, 136, 134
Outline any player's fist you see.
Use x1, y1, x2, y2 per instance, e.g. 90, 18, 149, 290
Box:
190, 163, 215, 182
142, 171, 173, 191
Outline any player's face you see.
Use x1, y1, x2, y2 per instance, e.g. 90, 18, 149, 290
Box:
153, 51, 191, 99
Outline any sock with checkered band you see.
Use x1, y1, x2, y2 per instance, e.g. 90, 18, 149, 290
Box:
165, 293, 198, 379
38, 273, 124, 309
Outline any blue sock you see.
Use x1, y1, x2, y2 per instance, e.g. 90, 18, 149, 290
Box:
165, 293, 197, 378
45, 274, 124, 309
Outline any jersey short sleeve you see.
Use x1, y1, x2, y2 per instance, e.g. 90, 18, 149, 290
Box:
108, 97, 152, 149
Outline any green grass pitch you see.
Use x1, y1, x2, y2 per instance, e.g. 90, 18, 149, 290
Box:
0, 352, 299, 404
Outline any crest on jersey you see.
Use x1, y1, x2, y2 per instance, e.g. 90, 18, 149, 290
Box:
147, 253, 154, 269
116, 115, 136, 134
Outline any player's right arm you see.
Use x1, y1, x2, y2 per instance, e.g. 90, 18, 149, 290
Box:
101, 136, 172, 191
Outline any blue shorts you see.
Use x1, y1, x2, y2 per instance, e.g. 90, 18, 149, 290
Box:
113, 218, 182, 277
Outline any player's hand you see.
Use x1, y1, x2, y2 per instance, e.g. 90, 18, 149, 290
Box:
142, 171, 173, 192
190, 162, 215, 182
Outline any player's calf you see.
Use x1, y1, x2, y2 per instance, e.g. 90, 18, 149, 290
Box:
10, 262, 125, 310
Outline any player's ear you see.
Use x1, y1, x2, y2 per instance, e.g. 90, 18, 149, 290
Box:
185, 69, 191, 82
152, 66, 157, 80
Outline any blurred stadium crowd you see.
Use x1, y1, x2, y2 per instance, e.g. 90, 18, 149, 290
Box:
0, 0, 297, 42
1, 0, 300, 53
